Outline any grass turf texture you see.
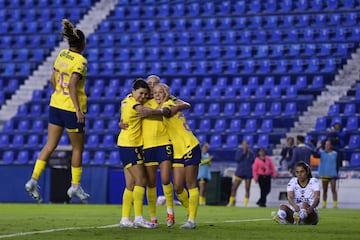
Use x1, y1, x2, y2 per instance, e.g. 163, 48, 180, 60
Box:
0, 204, 359, 240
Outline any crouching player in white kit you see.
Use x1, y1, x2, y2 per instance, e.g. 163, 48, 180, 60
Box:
273, 161, 320, 225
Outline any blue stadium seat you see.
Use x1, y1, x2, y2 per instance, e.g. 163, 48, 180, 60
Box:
253, 102, 266, 116
225, 134, 239, 148
264, 76, 275, 89
30, 104, 42, 116
282, 15, 295, 28
92, 151, 106, 165
0, 134, 9, 147
107, 119, 119, 132
107, 150, 121, 166
258, 60, 271, 74
2, 120, 14, 133
296, 76, 307, 89
314, 117, 327, 131
256, 134, 269, 148
209, 86, 222, 99
255, 86, 266, 98
318, 43, 332, 56
196, 134, 207, 145
314, 13, 326, 27
344, 12, 357, 26
86, 134, 99, 148
18, 119, 30, 131
209, 134, 222, 148
223, 102, 236, 116
343, 103, 356, 116
222, 86, 237, 100
198, 119, 211, 133
296, 0, 309, 11
102, 134, 115, 148
203, 2, 215, 15
242, 119, 257, 133
92, 119, 105, 132
311, 76, 324, 89
269, 85, 281, 98
228, 119, 241, 132
273, 60, 288, 73
14, 150, 30, 164
238, 102, 251, 116
285, 85, 298, 98
344, 117, 358, 133
265, 15, 279, 28
288, 44, 301, 57
207, 103, 220, 117
1, 150, 15, 164
328, 104, 340, 116
297, 14, 310, 27
264, 0, 277, 12
268, 102, 282, 116
88, 103, 101, 117
311, 0, 323, 10
283, 102, 297, 116
306, 58, 320, 73
191, 103, 205, 117
12, 134, 24, 147
347, 134, 360, 149
186, 119, 196, 131
258, 119, 273, 133
269, 29, 283, 43
304, 44, 316, 56
350, 152, 360, 167
213, 119, 226, 132
27, 134, 40, 147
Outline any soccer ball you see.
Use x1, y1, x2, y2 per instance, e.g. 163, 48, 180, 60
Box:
156, 195, 166, 206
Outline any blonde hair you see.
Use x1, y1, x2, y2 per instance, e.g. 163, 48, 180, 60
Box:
154, 83, 170, 102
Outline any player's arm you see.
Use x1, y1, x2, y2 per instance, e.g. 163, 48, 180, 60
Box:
169, 98, 191, 116
68, 72, 85, 123
136, 106, 171, 118
306, 190, 320, 214
287, 191, 300, 212
50, 71, 56, 90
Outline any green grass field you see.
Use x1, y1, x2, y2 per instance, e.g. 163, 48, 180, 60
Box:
0, 204, 359, 240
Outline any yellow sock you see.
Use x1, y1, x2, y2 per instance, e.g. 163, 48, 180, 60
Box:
244, 197, 249, 207
199, 196, 206, 205
146, 187, 157, 219
162, 183, 174, 211
71, 166, 82, 185
133, 186, 145, 217
176, 189, 189, 211
323, 201, 327, 208
333, 201, 338, 208
228, 196, 235, 206
188, 188, 199, 221
31, 159, 47, 180
122, 188, 133, 218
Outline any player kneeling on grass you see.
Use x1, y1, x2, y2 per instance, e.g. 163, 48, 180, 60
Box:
273, 161, 320, 225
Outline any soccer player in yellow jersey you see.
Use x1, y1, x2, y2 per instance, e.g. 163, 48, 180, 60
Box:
153, 83, 201, 229
25, 19, 89, 202
139, 75, 191, 227
117, 78, 155, 229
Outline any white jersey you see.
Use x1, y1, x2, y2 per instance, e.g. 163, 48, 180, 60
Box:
287, 177, 320, 208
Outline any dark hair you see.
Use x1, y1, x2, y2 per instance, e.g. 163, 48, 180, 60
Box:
295, 161, 312, 178
296, 135, 305, 143
132, 78, 150, 92
61, 19, 85, 48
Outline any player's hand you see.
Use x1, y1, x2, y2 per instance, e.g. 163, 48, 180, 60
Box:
76, 110, 85, 123
119, 121, 128, 130
137, 107, 153, 118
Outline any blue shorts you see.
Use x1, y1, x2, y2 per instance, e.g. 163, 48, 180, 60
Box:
143, 144, 173, 166
119, 146, 144, 169
173, 144, 201, 167
49, 106, 85, 132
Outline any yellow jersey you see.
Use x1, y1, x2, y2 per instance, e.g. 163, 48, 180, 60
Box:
50, 49, 87, 112
117, 94, 143, 147
142, 98, 171, 149
162, 99, 199, 159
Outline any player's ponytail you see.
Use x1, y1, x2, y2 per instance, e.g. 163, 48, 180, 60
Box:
61, 19, 85, 48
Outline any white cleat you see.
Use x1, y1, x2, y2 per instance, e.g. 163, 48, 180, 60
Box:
25, 179, 42, 202
119, 218, 134, 228
180, 220, 196, 229
133, 217, 157, 229
67, 185, 90, 202
293, 212, 300, 225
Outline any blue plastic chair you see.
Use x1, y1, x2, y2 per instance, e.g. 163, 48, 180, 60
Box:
350, 152, 360, 167
283, 102, 297, 116
92, 151, 106, 165
209, 134, 222, 148
207, 103, 220, 117
242, 119, 257, 133
107, 150, 121, 166
314, 117, 327, 131
347, 135, 360, 149
213, 119, 226, 132
228, 119, 241, 132
256, 134, 269, 148
1, 150, 15, 164
269, 102, 282, 116
225, 134, 239, 148
223, 102, 236, 116
198, 119, 211, 133
328, 104, 340, 116
238, 102, 251, 116
343, 103, 356, 116
258, 119, 273, 133
344, 117, 358, 132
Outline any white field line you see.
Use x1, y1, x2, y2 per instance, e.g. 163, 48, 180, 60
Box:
0, 219, 271, 239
